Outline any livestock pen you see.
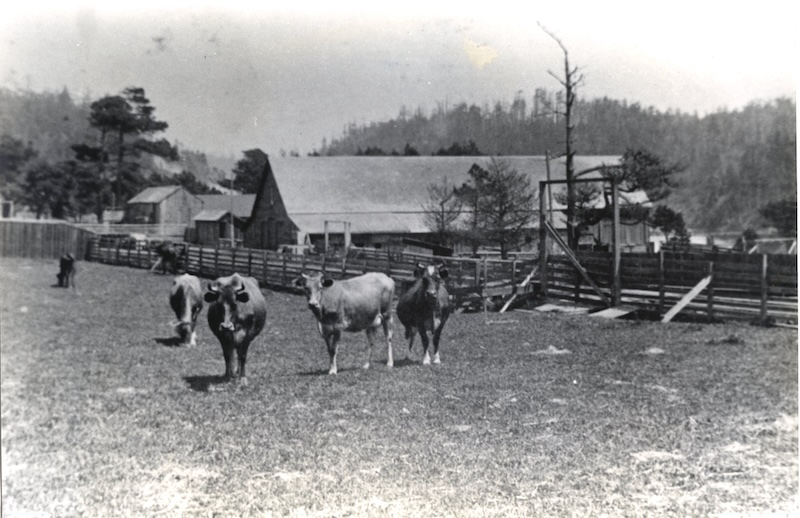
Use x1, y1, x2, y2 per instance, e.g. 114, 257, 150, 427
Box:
84, 237, 797, 325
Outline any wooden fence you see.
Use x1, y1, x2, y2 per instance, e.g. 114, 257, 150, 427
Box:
86, 238, 533, 304
84, 237, 797, 323
0, 220, 96, 260
545, 250, 798, 324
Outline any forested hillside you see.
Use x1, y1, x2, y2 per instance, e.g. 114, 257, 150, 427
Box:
315, 93, 796, 233
1, 87, 795, 233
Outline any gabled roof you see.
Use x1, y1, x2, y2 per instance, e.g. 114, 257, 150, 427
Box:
260, 156, 623, 234
193, 210, 230, 222
198, 194, 256, 219
127, 186, 182, 204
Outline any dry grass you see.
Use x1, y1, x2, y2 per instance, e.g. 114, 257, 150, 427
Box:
1, 258, 797, 517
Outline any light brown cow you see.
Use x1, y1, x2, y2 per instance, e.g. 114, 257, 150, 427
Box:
295, 272, 394, 375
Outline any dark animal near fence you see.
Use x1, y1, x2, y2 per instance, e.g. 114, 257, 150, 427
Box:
56, 253, 76, 290
152, 242, 184, 275
204, 274, 267, 384
169, 274, 203, 347
396, 260, 452, 364
295, 272, 395, 375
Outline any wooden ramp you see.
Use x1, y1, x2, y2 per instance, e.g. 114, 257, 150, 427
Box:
590, 305, 638, 319
534, 303, 592, 315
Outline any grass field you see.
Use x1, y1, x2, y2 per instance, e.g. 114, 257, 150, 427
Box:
1, 258, 797, 517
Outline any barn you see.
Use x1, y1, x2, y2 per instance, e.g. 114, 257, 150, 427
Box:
124, 186, 203, 226
242, 155, 650, 253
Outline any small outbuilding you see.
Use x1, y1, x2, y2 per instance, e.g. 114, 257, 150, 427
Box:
125, 186, 203, 226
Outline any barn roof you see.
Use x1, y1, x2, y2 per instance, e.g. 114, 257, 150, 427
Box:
193, 210, 230, 222
263, 155, 624, 233
127, 186, 182, 204
198, 194, 256, 219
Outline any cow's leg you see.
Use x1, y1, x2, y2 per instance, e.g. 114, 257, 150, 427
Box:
236, 345, 249, 386
325, 330, 341, 375
432, 313, 448, 365
221, 343, 236, 380
419, 320, 432, 365
382, 311, 394, 368
364, 326, 377, 370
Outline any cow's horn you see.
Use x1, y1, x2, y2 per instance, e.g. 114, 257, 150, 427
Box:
208, 283, 219, 293
236, 283, 246, 293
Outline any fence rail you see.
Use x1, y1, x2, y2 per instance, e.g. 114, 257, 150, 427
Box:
81, 237, 799, 324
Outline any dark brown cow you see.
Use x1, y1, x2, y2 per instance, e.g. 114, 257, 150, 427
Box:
396, 260, 452, 365
204, 274, 267, 384
151, 241, 184, 275
56, 253, 76, 290
169, 274, 203, 347
295, 272, 394, 375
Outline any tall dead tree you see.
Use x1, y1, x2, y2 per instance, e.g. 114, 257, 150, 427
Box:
539, 23, 584, 249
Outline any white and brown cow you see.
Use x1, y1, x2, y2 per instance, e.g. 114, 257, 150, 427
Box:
169, 273, 203, 347
396, 260, 452, 365
295, 272, 394, 375
205, 274, 267, 384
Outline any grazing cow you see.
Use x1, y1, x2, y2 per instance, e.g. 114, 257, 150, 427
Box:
295, 272, 394, 375
152, 241, 184, 275
169, 274, 203, 347
204, 274, 267, 384
56, 253, 76, 289
396, 260, 452, 365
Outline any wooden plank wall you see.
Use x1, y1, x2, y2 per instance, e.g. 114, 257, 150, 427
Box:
0, 220, 96, 260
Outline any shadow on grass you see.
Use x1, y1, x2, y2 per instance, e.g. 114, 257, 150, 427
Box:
154, 337, 183, 347
298, 358, 419, 376
184, 374, 230, 392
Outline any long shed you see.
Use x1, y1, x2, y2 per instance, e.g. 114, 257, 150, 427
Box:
243, 155, 648, 252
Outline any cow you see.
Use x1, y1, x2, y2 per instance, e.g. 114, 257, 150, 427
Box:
204, 273, 267, 384
295, 272, 394, 375
56, 253, 76, 290
169, 273, 203, 347
151, 241, 184, 275
396, 260, 452, 365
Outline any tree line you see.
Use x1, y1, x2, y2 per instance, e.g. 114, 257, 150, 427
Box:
314, 94, 796, 234
0, 87, 259, 222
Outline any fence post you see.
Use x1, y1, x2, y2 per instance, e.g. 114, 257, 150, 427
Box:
706, 261, 715, 322
341, 254, 348, 279
511, 258, 517, 292
282, 253, 288, 287
231, 248, 237, 275
262, 250, 269, 285
198, 246, 204, 276
760, 254, 769, 323
115, 238, 121, 266
147, 242, 152, 269
214, 245, 219, 275
658, 250, 665, 316
247, 249, 253, 277
538, 181, 549, 298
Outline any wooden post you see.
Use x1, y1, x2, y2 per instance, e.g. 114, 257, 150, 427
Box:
198, 246, 204, 276
341, 254, 347, 279
611, 178, 621, 306
115, 238, 121, 265
262, 250, 269, 285
147, 242, 152, 269
483, 256, 489, 315
511, 258, 517, 293
214, 245, 219, 275
706, 261, 715, 321
231, 248, 237, 275
247, 249, 253, 277
760, 254, 769, 323
282, 253, 288, 287
658, 250, 665, 316
538, 181, 549, 298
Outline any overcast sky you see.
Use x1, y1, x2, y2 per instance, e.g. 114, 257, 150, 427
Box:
1, 1, 797, 158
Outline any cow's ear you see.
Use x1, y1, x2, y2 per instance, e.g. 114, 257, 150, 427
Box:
413, 263, 425, 278
236, 291, 250, 303
293, 277, 305, 288
204, 292, 218, 303
438, 267, 449, 279
321, 277, 334, 288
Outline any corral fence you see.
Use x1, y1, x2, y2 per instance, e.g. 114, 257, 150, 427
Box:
546, 250, 797, 324
0, 220, 96, 260
85, 238, 533, 308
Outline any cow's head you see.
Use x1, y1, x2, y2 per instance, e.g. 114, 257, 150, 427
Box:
205, 276, 251, 332
413, 260, 449, 302
294, 273, 334, 318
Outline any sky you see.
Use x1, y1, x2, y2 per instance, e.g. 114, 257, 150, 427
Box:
1, 1, 797, 159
